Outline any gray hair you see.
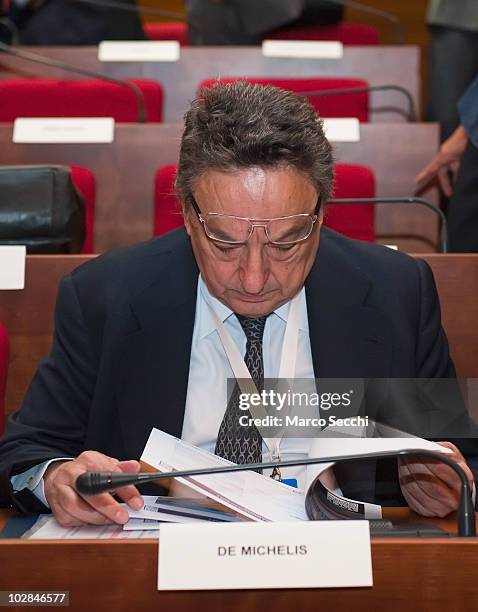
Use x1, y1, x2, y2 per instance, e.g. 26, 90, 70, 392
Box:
176, 80, 334, 212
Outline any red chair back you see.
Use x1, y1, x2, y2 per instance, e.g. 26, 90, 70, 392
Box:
0, 324, 9, 436
144, 22, 189, 45
199, 77, 369, 121
154, 165, 184, 236
70, 166, 96, 254
153, 164, 375, 242
265, 22, 379, 45
326, 164, 375, 242
0, 79, 164, 122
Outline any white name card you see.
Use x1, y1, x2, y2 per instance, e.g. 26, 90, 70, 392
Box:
158, 521, 372, 591
262, 40, 343, 59
0, 246, 26, 290
13, 118, 115, 144
323, 118, 361, 142
98, 40, 180, 62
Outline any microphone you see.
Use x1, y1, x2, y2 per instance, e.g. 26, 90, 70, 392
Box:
0, 17, 19, 45
70, 0, 185, 21
302, 84, 417, 122
0, 41, 148, 123
327, 196, 448, 253
75, 448, 476, 537
320, 0, 405, 44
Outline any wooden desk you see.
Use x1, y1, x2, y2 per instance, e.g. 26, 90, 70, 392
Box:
0, 508, 477, 612
0, 46, 420, 123
0, 122, 440, 252
2, 254, 477, 419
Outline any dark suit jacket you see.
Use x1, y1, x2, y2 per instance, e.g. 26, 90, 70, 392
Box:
0, 227, 470, 513
10, 0, 145, 45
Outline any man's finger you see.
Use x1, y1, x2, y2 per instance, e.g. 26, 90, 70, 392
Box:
113, 460, 143, 509
437, 169, 453, 197
57, 484, 113, 526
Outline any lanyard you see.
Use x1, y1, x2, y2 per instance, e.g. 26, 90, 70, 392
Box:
206, 291, 302, 465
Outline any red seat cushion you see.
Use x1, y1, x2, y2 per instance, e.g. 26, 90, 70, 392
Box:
0, 79, 164, 123
154, 165, 184, 236
326, 164, 375, 242
153, 164, 375, 242
265, 22, 379, 45
70, 166, 96, 254
199, 77, 369, 121
0, 324, 9, 436
144, 21, 189, 46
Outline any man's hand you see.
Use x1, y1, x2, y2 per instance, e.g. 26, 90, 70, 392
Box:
398, 441, 474, 517
44, 451, 144, 527
414, 125, 468, 196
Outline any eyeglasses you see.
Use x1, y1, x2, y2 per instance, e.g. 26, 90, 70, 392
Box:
189, 196, 320, 245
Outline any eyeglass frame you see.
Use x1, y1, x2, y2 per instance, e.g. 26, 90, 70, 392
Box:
188, 195, 321, 246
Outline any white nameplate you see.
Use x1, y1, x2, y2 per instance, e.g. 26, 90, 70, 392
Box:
158, 521, 372, 591
323, 118, 361, 142
262, 40, 343, 59
98, 40, 180, 62
13, 118, 115, 144
0, 245, 26, 290
385, 244, 398, 250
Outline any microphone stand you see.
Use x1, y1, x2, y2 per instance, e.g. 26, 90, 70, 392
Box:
327, 196, 448, 253
301, 84, 417, 122
0, 41, 147, 123
75, 448, 476, 537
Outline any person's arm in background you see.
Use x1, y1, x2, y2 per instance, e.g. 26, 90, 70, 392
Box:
415, 74, 478, 195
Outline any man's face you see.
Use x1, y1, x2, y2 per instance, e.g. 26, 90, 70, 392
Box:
184, 166, 322, 317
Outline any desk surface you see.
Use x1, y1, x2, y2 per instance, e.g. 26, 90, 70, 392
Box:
0, 46, 420, 123
1, 509, 478, 612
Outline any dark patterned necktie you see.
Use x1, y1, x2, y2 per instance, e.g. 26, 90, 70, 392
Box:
214, 314, 268, 464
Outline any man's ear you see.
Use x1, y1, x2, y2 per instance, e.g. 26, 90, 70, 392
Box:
182, 205, 193, 236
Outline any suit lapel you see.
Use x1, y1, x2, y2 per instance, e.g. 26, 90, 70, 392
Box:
116, 237, 199, 459
305, 230, 394, 502
306, 231, 393, 378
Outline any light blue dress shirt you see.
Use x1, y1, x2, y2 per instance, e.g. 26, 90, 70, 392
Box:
11, 276, 316, 504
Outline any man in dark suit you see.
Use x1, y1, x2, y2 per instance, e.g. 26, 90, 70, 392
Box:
0, 81, 474, 526
7, 0, 145, 45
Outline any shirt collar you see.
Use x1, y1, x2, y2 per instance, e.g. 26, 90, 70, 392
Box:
197, 275, 309, 339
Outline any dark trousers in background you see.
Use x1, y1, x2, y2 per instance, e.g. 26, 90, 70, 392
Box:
448, 140, 478, 252
427, 25, 478, 141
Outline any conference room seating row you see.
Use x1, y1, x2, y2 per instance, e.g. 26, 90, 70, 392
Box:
0, 76, 376, 123
0, 46, 419, 124
143, 21, 380, 46
2, 162, 374, 254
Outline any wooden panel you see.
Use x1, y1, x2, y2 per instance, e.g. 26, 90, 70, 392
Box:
0, 46, 420, 123
0, 122, 440, 253
1, 532, 478, 611
421, 255, 478, 380
2, 254, 477, 419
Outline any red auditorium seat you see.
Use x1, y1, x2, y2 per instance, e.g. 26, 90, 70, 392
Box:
153, 164, 375, 242
144, 21, 190, 45
327, 164, 375, 242
265, 22, 379, 45
0, 79, 164, 123
199, 77, 369, 121
0, 324, 9, 436
70, 166, 96, 254
154, 165, 183, 236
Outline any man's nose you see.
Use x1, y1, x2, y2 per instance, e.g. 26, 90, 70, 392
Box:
238, 231, 269, 295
